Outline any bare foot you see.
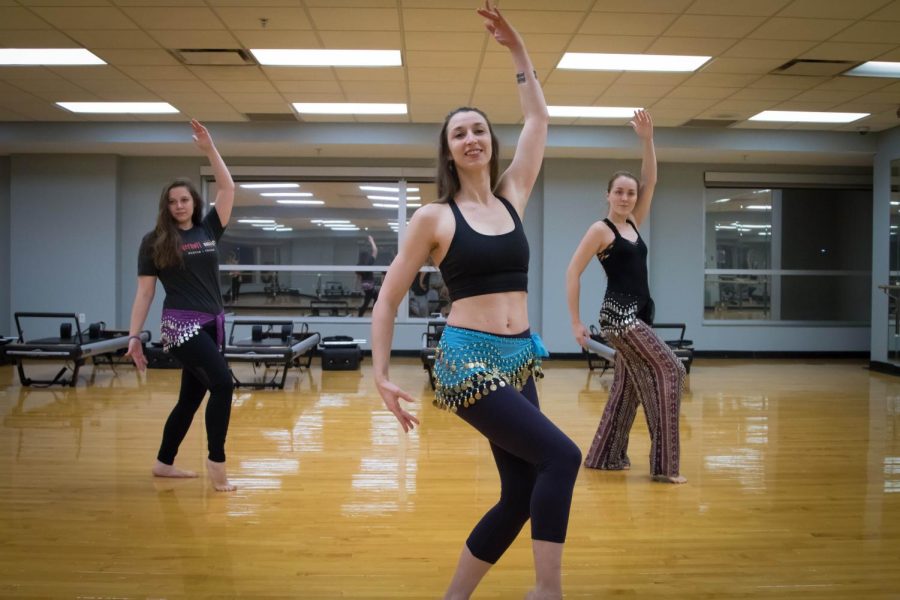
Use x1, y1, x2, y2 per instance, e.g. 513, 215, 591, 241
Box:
652, 474, 688, 484
152, 460, 198, 478
206, 459, 237, 492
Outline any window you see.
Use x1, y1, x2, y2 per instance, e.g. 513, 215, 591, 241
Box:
704, 183, 871, 324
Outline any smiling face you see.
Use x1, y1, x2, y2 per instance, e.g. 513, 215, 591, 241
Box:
446, 110, 493, 172
607, 174, 639, 218
167, 185, 195, 228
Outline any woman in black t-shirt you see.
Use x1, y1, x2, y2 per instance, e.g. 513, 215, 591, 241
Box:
565, 110, 687, 484
125, 120, 237, 492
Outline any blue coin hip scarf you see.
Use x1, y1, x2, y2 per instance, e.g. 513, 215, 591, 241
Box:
433, 326, 549, 412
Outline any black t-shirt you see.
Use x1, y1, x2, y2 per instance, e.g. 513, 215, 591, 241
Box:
357, 253, 375, 282
138, 210, 225, 314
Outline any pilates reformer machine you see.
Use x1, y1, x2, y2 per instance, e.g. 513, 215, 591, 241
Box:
584, 322, 695, 375
0, 312, 151, 387
420, 318, 446, 389
224, 318, 321, 389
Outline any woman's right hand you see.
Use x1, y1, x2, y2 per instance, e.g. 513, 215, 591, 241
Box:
125, 338, 147, 372
572, 322, 589, 349
477, 1, 523, 51
376, 379, 420, 433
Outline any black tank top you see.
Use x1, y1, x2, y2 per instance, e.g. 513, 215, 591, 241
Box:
438, 196, 529, 302
598, 218, 654, 325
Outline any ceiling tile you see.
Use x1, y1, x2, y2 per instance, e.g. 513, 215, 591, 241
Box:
271, 79, 343, 94
0, 7, 55, 29
748, 18, 854, 41
832, 21, 900, 43
120, 7, 225, 29
401, 9, 478, 32
701, 57, 788, 74
565, 34, 655, 53
498, 10, 585, 34
212, 7, 312, 30
666, 86, 740, 100
752, 74, 827, 89
578, 12, 677, 36
800, 41, 897, 61
333, 68, 405, 82
68, 29, 162, 49
115, 65, 196, 80
778, 0, 892, 19
0, 29, 76, 46
591, 0, 693, 12
646, 37, 737, 56
318, 31, 402, 49
722, 39, 818, 59
869, 1, 900, 20
148, 30, 240, 49
29, 6, 137, 29
405, 50, 480, 68
308, 8, 400, 30
231, 30, 321, 48
404, 31, 483, 51
188, 66, 268, 81
665, 15, 767, 38
92, 49, 179, 66
685, 72, 761, 87
686, 0, 790, 16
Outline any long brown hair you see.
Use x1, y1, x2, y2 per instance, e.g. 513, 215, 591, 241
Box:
151, 178, 203, 269
436, 107, 500, 202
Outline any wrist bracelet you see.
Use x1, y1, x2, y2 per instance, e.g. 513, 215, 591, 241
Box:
516, 70, 537, 84
128, 335, 142, 343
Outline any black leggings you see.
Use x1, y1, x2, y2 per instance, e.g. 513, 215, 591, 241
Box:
158, 323, 234, 464
456, 377, 582, 564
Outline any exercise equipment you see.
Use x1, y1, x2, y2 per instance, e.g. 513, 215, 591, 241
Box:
224, 318, 320, 389
420, 319, 446, 389
0, 312, 150, 387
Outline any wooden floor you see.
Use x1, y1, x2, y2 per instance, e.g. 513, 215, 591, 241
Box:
1, 356, 898, 599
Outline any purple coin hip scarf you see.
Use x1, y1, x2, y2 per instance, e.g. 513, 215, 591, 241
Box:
160, 308, 225, 351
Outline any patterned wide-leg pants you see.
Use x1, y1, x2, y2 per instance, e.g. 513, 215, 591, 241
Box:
584, 320, 685, 478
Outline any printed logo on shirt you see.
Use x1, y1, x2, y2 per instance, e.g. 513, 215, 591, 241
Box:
181, 240, 217, 256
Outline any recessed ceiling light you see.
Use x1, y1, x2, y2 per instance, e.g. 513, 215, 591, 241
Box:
367, 195, 421, 201
261, 192, 313, 197
240, 183, 300, 189
293, 102, 407, 115
749, 110, 869, 123
0, 48, 105, 66
548, 106, 641, 118
845, 61, 900, 78
251, 49, 401, 67
359, 185, 420, 193
56, 102, 178, 114
557, 52, 710, 72
275, 199, 324, 205
373, 202, 421, 208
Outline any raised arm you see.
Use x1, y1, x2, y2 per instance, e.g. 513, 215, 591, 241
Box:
191, 119, 235, 226
478, 1, 549, 215
566, 222, 611, 348
371, 206, 440, 432
125, 275, 157, 371
629, 109, 656, 227
368, 234, 378, 260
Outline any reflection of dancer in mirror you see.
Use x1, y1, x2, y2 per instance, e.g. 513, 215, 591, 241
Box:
409, 263, 432, 317
566, 109, 687, 484
125, 119, 238, 492
372, 3, 580, 598
357, 235, 379, 317
227, 251, 241, 304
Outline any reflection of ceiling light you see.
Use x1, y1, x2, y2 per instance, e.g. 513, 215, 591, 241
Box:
557, 52, 710, 72
261, 192, 313, 197
746, 205, 771, 210
548, 106, 640, 118
749, 110, 868, 123
0, 48, 105, 65
293, 102, 407, 115
312, 219, 350, 224
714, 198, 730, 203
253, 223, 277, 227
251, 49, 401, 67
262, 226, 279, 231
238, 219, 275, 224
57, 101, 178, 113
360, 185, 419, 193
891, 201, 899, 206
240, 183, 300, 189
367, 195, 421, 201
276, 199, 324, 205
274, 227, 293, 232
373, 203, 421, 208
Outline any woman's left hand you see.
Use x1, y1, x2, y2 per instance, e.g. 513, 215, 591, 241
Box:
630, 109, 653, 140
191, 119, 214, 152
477, 1, 522, 50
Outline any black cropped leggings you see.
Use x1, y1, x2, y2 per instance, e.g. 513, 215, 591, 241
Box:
456, 377, 582, 564
157, 323, 233, 464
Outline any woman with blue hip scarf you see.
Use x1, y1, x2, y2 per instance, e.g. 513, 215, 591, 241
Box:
371, 4, 581, 599
125, 120, 237, 492
565, 110, 687, 484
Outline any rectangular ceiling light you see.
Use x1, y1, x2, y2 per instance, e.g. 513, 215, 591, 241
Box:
0, 48, 105, 66
548, 106, 641, 118
293, 102, 407, 115
373, 202, 421, 208
367, 195, 421, 201
275, 199, 324, 205
558, 52, 710, 72
56, 102, 178, 114
261, 192, 313, 197
749, 110, 869, 123
251, 49, 401, 67
845, 61, 900, 78
240, 183, 300, 189
359, 185, 419, 193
